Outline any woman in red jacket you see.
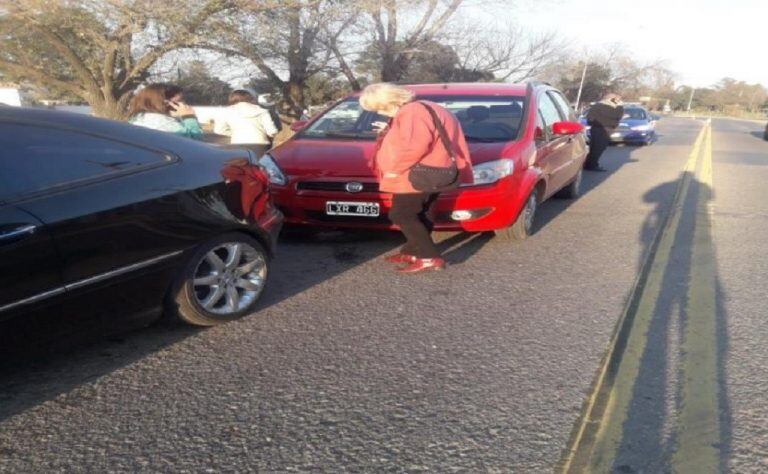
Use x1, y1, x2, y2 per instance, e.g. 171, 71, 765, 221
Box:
360, 83, 473, 273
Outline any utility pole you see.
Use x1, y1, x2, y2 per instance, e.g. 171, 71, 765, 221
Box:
574, 62, 588, 111
686, 87, 695, 112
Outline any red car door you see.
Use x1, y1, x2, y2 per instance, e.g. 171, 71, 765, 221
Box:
535, 92, 573, 195
548, 90, 587, 179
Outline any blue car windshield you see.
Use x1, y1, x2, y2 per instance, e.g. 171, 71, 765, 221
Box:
623, 108, 647, 120
300, 95, 526, 143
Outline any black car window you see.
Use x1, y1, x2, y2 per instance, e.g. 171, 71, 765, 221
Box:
0, 123, 169, 200
548, 91, 576, 121
538, 93, 565, 135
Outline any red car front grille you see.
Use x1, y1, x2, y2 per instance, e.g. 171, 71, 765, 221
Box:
296, 181, 380, 193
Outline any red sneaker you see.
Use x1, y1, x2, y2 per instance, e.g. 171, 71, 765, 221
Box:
384, 253, 417, 264
396, 257, 446, 273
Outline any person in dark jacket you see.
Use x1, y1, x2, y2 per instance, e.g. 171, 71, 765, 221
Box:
585, 93, 624, 171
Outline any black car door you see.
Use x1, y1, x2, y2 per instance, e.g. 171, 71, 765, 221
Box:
0, 121, 187, 299
0, 204, 63, 318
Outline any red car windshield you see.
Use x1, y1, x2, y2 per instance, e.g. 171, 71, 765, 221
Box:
300, 95, 526, 143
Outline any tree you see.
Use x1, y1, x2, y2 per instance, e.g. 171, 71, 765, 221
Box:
356, 39, 493, 83
542, 46, 673, 106
345, 5, 559, 86
174, 60, 232, 105
204, 0, 352, 118
0, 0, 239, 118
451, 25, 561, 82
362, 0, 464, 82
556, 62, 613, 105
303, 73, 354, 107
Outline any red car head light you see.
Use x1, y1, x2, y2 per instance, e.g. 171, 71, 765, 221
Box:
465, 159, 515, 186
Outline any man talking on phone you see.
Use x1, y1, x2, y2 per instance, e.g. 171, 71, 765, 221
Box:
585, 92, 624, 172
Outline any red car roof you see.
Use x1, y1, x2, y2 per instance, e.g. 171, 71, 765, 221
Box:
350, 82, 529, 97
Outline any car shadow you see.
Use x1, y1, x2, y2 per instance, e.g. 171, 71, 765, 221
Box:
0, 305, 202, 422
0, 229, 404, 423
436, 231, 493, 265
749, 130, 767, 141
534, 144, 641, 234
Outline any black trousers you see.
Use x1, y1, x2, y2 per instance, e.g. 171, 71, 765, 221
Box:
586, 125, 610, 169
389, 193, 440, 259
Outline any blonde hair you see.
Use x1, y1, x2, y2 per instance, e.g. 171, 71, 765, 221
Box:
359, 83, 414, 112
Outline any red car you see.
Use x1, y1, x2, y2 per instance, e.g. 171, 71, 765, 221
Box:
262, 82, 587, 240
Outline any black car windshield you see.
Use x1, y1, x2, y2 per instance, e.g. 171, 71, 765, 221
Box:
300, 95, 526, 143
623, 108, 647, 120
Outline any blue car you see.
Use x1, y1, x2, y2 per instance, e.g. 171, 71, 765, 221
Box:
580, 104, 657, 145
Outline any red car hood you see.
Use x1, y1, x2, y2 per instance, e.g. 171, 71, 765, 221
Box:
271, 138, 515, 178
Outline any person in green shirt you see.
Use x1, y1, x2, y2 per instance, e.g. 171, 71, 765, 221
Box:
128, 84, 203, 139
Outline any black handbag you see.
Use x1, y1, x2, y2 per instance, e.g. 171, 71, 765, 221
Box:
408, 102, 460, 193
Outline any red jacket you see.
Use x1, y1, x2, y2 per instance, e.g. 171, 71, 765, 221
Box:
376, 101, 473, 194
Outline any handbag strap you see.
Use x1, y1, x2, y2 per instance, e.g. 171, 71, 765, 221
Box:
418, 101, 456, 163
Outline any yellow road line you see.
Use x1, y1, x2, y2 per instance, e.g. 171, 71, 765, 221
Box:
558, 122, 710, 473
672, 122, 721, 473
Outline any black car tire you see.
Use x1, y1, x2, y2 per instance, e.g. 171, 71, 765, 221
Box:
495, 188, 538, 241
167, 232, 269, 326
555, 168, 582, 199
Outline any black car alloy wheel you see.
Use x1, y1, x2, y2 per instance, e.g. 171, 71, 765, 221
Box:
169, 233, 269, 326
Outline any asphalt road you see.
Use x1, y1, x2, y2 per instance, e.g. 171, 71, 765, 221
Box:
0, 117, 763, 472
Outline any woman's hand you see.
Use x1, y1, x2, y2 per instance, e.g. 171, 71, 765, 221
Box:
168, 101, 196, 117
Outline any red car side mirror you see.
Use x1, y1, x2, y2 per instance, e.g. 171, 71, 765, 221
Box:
290, 120, 308, 132
552, 121, 584, 135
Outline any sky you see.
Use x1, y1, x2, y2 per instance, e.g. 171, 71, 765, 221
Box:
472, 0, 767, 88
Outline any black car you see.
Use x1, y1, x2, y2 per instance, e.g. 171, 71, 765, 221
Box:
0, 108, 282, 327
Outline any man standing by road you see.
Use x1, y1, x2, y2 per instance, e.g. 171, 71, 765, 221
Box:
585, 93, 624, 171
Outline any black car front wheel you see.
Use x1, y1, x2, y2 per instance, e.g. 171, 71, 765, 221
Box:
168, 233, 269, 326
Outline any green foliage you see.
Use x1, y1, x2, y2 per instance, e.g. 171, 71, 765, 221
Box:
557, 62, 613, 105
175, 61, 232, 105
0, 0, 237, 118
356, 40, 494, 84
303, 74, 354, 107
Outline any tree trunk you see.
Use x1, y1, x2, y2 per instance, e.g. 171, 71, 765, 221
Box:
88, 92, 130, 120
380, 52, 402, 82
331, 43, 361, 91
282, 81, 306, 119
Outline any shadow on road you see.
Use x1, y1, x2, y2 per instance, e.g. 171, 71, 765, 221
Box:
0, 309, 201, 422
536, 144, 641, 233
436, 231, 493, 265
748, 131, 766, 141
608, 173, 732, 472
0, 227, 405, 423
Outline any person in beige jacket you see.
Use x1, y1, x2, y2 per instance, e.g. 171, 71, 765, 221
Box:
215, 90, 279, 155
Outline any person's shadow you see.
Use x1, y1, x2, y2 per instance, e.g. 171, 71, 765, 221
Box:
605, 172, 732, 472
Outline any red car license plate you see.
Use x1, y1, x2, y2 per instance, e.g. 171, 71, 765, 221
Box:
325, 201, 380, 217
